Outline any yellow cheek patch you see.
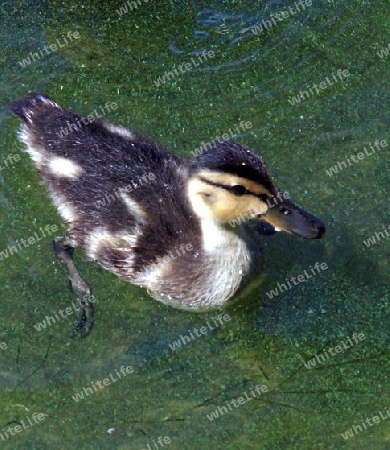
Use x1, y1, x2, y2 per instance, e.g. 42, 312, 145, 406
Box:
188, 174, 270, 224
213, 194, 268, 223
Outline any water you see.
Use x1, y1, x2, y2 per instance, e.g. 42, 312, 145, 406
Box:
0, 0, 389, 448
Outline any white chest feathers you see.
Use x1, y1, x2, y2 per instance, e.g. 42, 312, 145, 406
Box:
198, 219, 253, 305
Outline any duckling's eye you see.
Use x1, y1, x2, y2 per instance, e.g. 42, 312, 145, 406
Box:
279, 206, 291, 215
258, 194, 268, 202
230, 185, 249, 196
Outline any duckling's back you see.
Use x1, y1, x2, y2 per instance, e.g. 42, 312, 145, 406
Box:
9, 93, 200, 276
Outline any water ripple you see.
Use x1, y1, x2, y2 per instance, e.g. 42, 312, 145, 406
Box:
168, 1, 354, 74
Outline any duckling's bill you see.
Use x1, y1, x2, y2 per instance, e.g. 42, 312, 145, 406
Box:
258, 197, 326, 239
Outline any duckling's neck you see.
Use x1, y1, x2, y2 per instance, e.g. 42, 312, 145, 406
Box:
191, 217, 260, 306
199, 217, 240, 252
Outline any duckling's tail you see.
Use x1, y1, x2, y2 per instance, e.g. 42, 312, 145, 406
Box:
8, 92, 60, 124
9, 92, 69, 172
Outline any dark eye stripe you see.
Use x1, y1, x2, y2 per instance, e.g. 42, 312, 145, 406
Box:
258, 194, 268, 202
228, 185, 249, 196
198, 176, 269, 200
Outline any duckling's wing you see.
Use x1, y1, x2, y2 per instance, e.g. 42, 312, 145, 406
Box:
9, 93, 197, 277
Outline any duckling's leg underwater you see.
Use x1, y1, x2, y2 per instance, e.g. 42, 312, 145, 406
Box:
53, 236, 94, 338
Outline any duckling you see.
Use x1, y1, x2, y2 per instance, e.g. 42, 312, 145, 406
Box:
9, 92, 325, 336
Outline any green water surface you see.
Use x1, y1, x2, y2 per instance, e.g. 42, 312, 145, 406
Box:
0, 0, 389, 449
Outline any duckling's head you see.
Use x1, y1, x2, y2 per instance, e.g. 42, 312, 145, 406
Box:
188, 141, 325, 239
